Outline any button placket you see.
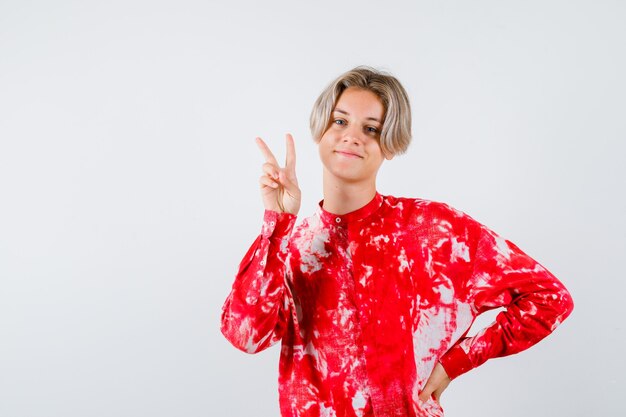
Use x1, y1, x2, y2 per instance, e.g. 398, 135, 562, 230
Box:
345, 221, 372, 393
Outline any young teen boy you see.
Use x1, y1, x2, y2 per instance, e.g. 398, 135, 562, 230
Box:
221, 66, 573, 417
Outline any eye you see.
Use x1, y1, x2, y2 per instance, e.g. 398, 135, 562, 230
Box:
366, 126, 379, 134
333, 119, 346, 126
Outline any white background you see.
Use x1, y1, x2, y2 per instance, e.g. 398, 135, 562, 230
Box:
1, 1, 624, 416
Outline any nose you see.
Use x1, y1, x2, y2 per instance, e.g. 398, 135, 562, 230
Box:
342, 125, 364, 145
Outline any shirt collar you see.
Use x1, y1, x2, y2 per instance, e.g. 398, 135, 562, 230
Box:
317, 192, 384, 226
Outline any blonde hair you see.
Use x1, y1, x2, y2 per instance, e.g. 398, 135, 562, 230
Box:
309, 66, 412, 157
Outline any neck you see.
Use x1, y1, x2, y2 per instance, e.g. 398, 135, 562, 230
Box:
322, 171, 377, 215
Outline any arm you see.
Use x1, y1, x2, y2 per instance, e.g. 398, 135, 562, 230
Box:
439, 216, 574, 380
220, 134, 301, 354
220, 209, 297, 353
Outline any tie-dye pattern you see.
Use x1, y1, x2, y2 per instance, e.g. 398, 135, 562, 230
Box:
221, 193, 573, 417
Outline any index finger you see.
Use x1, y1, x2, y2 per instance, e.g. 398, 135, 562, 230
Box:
285, 133, 296, 173
255, 137, 279, 165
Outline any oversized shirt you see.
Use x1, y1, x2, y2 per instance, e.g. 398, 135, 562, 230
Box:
220, 192, 574, 417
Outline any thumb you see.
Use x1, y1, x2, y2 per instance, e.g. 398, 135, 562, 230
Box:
278, 170, 299, 195
418, 381, 435, 403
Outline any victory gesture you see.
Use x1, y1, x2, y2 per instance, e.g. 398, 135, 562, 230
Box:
256, 133, 301, 215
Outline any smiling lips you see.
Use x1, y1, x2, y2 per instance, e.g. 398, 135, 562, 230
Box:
335, 150, 363, 159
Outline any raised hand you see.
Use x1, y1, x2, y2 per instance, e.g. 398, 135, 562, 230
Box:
255, 133, 301, 215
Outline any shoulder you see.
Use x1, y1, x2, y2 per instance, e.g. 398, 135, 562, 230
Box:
382, 194, 471, 221
381, 194, 483, 235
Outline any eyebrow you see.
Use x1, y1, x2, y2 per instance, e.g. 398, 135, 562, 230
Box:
333, 108, 382, 124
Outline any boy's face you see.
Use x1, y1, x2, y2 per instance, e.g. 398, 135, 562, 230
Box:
318, 87, 392, 185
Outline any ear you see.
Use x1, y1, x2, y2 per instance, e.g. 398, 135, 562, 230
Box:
384, 152, 395, 161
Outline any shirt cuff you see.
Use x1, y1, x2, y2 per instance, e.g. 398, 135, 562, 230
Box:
261, 209, 297, 239
439, 344, 474, 380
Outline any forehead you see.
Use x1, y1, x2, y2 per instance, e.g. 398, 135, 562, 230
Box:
334, 87, 385, 120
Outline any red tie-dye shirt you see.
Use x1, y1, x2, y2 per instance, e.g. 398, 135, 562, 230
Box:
221, 192, 573, 417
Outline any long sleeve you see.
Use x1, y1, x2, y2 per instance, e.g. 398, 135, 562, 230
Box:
439, 217, 574, 380
220, 209, 297, 354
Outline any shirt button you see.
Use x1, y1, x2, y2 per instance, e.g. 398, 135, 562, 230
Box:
260, 259, 266, 266
335, 217, 341, 223
269, 221, 275, 227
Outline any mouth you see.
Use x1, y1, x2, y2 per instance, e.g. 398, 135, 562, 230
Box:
335, 151, 363, 159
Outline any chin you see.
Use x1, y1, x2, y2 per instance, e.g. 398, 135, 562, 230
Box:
329, 169, 366, 184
